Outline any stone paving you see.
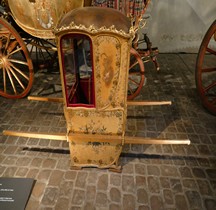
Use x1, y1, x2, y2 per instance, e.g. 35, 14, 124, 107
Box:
0, 53, 215, 210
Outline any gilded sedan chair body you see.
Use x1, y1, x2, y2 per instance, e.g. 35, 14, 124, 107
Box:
55, 7, 134, 169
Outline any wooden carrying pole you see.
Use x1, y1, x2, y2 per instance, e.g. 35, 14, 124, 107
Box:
20, 97, 189, 145
28, 96, 64, 103
2, 130, 190, 145
3, 130, 67, 141
125, 136, 190, 145
28, 96, 172, 106
127, 101, 172, 106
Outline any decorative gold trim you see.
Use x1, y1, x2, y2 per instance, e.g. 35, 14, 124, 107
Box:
54, 22, 135, 38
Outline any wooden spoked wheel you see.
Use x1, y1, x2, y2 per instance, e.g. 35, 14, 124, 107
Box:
127, 48, 145, 100
25, 37, 57, 69
196, 20, 216, 115
0, 17, 33, 98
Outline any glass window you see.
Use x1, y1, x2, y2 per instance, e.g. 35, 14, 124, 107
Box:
60, 34, 95, 107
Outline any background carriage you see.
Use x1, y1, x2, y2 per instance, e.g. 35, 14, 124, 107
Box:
195, 19, 216, 115
0, 0, 88, 98
0, 0, 159, 101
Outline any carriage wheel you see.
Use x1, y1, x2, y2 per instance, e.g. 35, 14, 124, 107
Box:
0, 17, 33, 98
196, 20, 216, 115
25, 37, 57, 70
127, 48, 145, 100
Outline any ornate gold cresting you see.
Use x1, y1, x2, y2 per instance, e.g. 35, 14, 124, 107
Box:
54, 22, 135, 39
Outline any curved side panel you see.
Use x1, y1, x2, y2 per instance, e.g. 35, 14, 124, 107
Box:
94, 35, 121, 109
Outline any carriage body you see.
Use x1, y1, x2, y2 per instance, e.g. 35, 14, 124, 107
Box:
0, 0, 92, 98
7, 0, 85, 39
0, 0, 155, 99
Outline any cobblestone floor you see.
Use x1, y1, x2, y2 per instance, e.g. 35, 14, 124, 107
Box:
0, 53, 215, 210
